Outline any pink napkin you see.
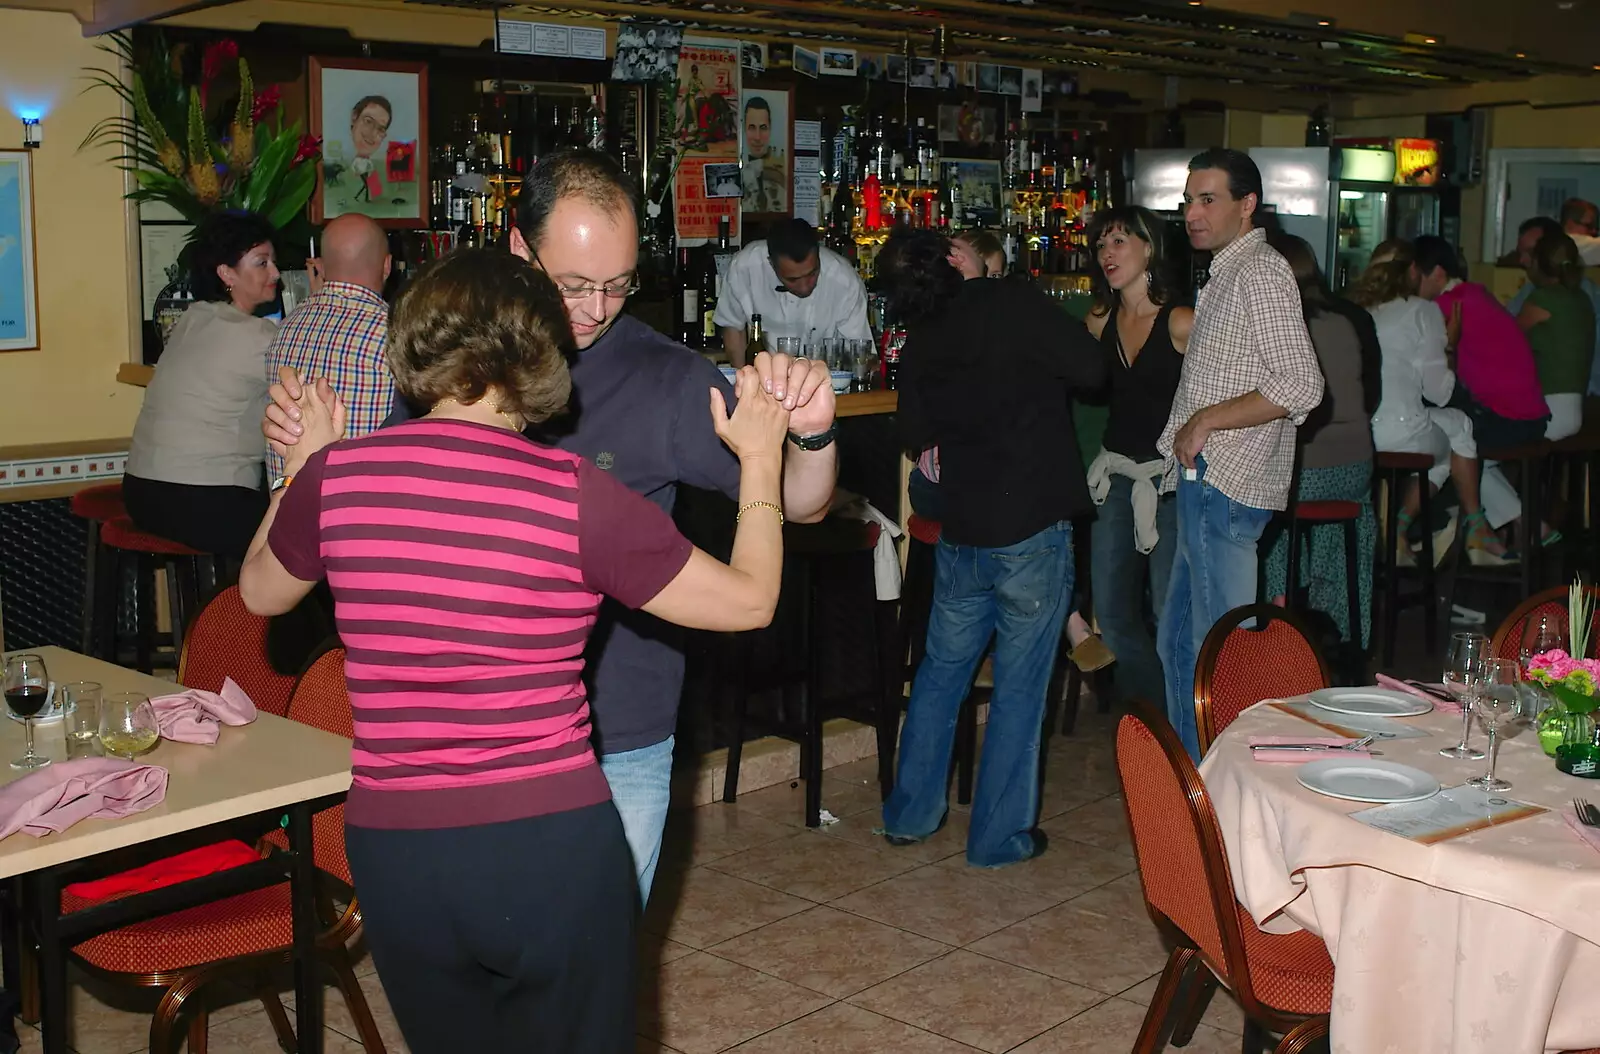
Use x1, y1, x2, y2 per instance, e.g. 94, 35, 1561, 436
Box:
1376, 673, 1461, 714
149, 678, 257, 745
0, 757, 168, 840
1563, 812, 1600, 855
1248, 735, 1369, 762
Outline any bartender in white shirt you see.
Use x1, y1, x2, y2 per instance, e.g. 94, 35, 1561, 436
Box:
715, 218, 873, 366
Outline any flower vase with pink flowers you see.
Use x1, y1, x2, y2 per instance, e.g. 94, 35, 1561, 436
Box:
1526, 650, 1600, 772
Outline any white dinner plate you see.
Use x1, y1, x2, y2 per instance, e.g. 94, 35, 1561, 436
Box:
1308, 687, 1432, 718
1296, 759, 1441, 804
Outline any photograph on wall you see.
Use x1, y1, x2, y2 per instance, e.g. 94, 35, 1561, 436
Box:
793, 46, 820, 78
820, 47, 857, 76
740, 88, 789, 216
674, 41, 741, 242
858, 54, 884, 80
942, 158, 1002, 227
886, 54, 906, 83
977, 63, 1000, 93
612, 22, 682, 81
310, 57, 429, 227
0, 151, 38, 352
909, 58, 937, 89
740, 41, 766, 75
937, 105, 961, 143
998, 66, 1023, 96
938, 62, 959, 89
961, 62, 977, 88
1021, 68, 1043, 113
704, 163, 743, 198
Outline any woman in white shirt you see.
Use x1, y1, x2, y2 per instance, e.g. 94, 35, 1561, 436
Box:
1351, 240, 1510, 565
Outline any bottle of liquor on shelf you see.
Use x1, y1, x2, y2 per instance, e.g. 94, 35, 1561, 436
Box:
678, 247, 701, 349
880, 322, 906, 391
699, 233, 721, 348
747, 314, 768, 356
583, 93, 606, 151
712, 214, 736, 295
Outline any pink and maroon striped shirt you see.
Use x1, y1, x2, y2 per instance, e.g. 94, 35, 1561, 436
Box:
269, 419, 693, 830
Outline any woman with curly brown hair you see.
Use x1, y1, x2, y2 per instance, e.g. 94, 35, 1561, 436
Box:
237, 248, 792, 1053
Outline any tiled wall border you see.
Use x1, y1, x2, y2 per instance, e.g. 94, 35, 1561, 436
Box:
0, 452, 128, 490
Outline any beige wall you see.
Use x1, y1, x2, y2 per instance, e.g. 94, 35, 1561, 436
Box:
0, 8, 141, 447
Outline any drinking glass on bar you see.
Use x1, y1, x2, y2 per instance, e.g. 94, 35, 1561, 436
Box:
1440, 631, 1489, 760
3, 653, 52, 771
62, 681, 102, 745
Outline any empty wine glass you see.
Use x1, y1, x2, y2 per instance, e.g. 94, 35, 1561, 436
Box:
1520, 611, 1565, 674
1440, 631, 1489, 760
1469, 658, 1524, 791
99, 692, 160, 760
3, 653, 51, 771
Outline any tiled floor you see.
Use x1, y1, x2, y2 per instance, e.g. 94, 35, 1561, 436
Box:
13, 704, 1249, 1054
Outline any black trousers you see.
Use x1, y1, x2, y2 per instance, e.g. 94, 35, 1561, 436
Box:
345, 801, 636, 1054
122, 473, 268, 560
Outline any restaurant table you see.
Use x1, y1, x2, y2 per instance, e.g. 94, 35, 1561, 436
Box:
0, 647, 352, 1054
1199, 697, 1600, 1054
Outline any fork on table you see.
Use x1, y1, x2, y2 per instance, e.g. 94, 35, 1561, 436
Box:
1574, 799, 1600, 827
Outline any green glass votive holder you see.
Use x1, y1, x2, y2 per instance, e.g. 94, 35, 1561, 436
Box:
1555, 742, 1600, 779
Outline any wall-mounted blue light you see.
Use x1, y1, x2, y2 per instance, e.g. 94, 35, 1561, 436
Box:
21, 117, 40, 149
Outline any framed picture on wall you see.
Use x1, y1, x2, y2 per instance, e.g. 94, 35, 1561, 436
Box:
740, 87, 791, 218
0, 150, 39, 353
310, 56, 430, 228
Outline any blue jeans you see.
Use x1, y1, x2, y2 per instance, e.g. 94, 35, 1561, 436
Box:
599, 735, 674, 906
1156, 459, 1272, 760
1090, 475, 1177, 709
882, 521, 1073, 867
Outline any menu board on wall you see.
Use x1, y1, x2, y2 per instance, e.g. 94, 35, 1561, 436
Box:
792, 120, 822, 225
673, 41, 741, 243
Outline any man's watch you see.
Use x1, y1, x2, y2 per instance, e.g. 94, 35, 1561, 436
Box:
787, 424, 838, 451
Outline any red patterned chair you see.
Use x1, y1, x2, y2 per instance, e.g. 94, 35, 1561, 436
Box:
1195, 603, 1329, 755
61, 648, 379, 1054
1488, 585, 1600, 663
1116, 708, 1334, 1053
177, 585, 298, 718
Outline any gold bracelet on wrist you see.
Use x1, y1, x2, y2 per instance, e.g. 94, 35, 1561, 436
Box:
736, 501, 784, 525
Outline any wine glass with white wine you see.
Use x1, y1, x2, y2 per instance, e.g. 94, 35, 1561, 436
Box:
98, 692, 159, 759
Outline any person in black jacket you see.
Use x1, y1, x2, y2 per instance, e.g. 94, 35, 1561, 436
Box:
879, 229, 1107, 867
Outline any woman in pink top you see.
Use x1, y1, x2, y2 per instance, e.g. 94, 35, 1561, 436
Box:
238, 250, 793, 1053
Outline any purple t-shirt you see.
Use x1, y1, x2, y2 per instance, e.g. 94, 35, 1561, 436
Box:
385, 315, 740, 754
268, 420, 694, 829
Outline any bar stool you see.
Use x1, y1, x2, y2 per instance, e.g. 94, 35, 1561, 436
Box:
1478, 440, 1551, 597
1284, 498, 1364, 681
1374, 452, 1438, 666
97, 517, 214, 674
722, 517, 900, 828
1549, 432, 1600, 574
895, 514, 981, 804
68, 483, 125, 657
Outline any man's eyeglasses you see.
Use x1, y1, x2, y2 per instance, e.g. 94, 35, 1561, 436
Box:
532, 252, 639, 300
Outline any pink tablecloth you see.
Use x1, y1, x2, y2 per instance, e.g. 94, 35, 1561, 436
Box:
1199, 698, 1600, 1054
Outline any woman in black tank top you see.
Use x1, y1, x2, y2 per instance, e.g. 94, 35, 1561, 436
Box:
1082, 206, 1193, 711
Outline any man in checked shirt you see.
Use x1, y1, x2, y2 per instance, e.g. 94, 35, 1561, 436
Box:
1156, 149, 1326, 759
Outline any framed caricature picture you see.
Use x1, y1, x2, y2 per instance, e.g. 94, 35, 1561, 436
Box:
310, 56, 430, 228
0, 151, 39, 352
740, 87, 791, 218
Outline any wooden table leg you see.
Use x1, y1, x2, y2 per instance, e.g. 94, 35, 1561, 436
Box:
288, 801, 323, 1053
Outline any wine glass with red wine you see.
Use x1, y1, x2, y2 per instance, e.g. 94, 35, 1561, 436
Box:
3, 653, 52, 771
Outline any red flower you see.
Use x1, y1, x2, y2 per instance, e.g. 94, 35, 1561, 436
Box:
250, 84, 282, 123
199, 39, 239, 107
292, 134, 322, 165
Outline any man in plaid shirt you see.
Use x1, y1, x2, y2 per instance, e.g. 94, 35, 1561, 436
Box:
265, 214, 392, 480
1156, 149, 1325, 759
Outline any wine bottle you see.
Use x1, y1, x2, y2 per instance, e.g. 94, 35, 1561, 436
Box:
679, 248, 701, 348
748, 314, 768, 356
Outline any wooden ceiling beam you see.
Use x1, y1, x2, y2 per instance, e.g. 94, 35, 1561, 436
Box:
82, 0, 238, 33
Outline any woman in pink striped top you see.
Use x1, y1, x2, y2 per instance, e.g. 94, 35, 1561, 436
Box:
238, 250, 792, 1053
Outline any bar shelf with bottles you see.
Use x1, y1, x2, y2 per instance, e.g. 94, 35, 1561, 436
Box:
818, 111, 1113, 296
